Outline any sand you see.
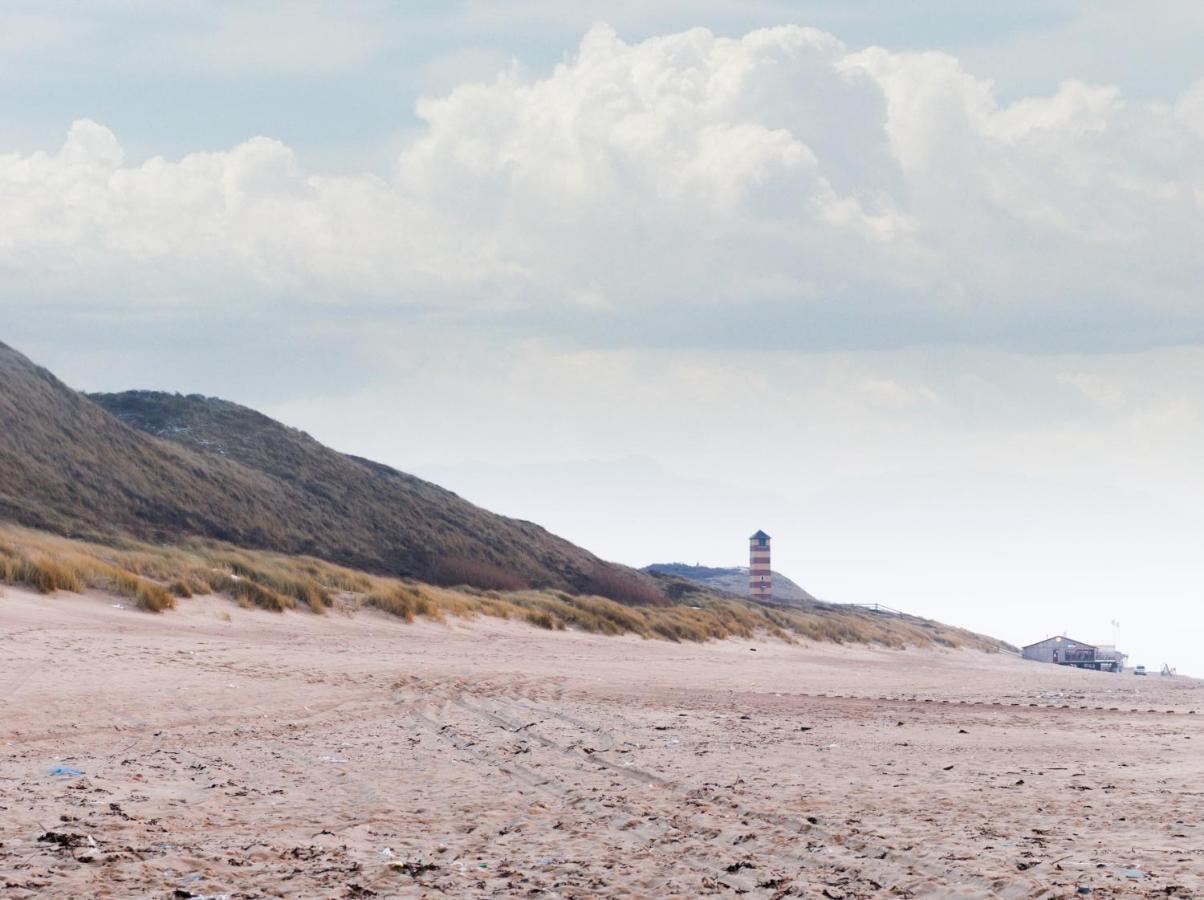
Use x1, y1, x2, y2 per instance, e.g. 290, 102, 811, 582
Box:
1, 587, 1201, 899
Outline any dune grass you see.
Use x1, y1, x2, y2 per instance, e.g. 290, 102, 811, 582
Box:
0, 532, 175, 612
0, 522, 1006, 651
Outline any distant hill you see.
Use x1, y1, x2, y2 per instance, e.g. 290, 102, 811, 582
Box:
0, 340, 662, 603
644, 563, 818, 606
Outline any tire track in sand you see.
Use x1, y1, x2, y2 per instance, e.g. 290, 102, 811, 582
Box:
392, 676, 1048, 898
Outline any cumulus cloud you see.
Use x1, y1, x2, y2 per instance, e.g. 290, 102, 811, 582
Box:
2, 24, 1204, 350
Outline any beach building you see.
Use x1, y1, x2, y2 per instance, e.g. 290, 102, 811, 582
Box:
1022, 636, 1126, 672
1093, 645, 1128, 672
749, 530, 771, 603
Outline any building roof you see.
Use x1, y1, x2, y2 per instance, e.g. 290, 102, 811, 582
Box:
749, 530, 771, 541
1022, 635, 1098, 650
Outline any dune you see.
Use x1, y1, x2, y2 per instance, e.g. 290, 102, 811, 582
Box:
1, 586, 1200, 898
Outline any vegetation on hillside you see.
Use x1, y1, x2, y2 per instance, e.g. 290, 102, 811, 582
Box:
0, 341, 661, 603
0, 523, 1009, 651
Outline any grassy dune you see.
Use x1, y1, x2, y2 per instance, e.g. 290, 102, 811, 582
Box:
1, 342, 672, 605
0, 523, 1006, 651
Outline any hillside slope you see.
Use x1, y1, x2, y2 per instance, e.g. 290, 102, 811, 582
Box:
0, 341, 656, 600
644, 562, 818, 605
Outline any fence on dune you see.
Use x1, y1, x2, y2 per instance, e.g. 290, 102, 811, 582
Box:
845, 602, 907, 617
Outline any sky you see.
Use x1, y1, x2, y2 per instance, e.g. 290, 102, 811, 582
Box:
3, 1, 1204, 676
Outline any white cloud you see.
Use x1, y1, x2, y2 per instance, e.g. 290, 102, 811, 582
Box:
1175, 78, 1204, 138
1, 23, 1203, 350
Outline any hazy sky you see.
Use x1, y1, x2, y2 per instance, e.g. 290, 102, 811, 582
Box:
4, 2, 1204, 676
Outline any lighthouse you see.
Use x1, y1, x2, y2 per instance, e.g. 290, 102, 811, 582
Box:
749, 530, 771, 603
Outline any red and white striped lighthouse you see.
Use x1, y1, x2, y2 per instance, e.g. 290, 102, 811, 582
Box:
749, 530, 771, 603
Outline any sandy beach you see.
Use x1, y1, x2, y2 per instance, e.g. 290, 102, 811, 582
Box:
2, 587, 1201, 898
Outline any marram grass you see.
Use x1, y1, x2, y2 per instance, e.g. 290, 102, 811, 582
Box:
0, 522, 1004, 650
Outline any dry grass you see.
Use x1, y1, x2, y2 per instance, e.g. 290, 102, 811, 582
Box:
0, 532, 175, 612
0, 522, 1007, 651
